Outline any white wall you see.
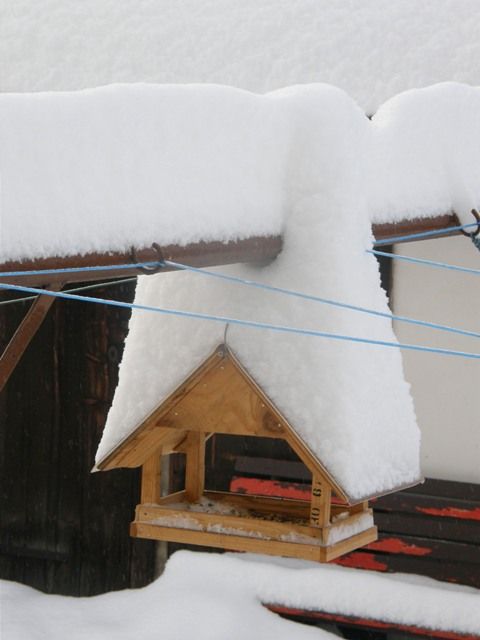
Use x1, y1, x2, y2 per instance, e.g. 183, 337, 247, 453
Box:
393, 235, 480, 483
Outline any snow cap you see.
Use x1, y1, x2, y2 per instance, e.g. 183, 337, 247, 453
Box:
96, 85, 422, 502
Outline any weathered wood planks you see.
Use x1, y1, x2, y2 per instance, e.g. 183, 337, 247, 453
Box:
0, 280, 156, 595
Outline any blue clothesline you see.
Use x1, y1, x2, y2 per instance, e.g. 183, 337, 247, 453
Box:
0, 219, 476, 280
0, 276, 137, 307
0, 280, 479, 360
0, 219, 477, 280
369, 249, 480, 275
0, 219, 477, 356
0, 262, 160, 278
0, 256, 477, 340
163, 259, 480, 341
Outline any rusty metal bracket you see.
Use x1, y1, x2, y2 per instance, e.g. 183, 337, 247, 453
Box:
130, 243, 165, 275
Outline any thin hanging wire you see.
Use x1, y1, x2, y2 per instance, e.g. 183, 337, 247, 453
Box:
0, 256, 479, 340
368, 249, 480, 275
373, 221, 480, 245
162, 259, 480, 341
0, 276, 137, 307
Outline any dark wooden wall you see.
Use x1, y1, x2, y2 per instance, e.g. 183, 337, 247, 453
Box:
0, 281, 156, 596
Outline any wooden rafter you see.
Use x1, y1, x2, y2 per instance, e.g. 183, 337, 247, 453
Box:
0, 283, 63, 391
0, 213, 465, 288
0, 235, 283, 287
372, 213, 461, 244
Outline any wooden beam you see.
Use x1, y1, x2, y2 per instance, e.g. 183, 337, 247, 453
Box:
310, 475, 331, 529
135, 503, 324, 540
0, 235, 283, 287
130, 520, 378, 563
0, 214, 465, 287
131, 520, 325, 561
349, 500, 369, 515
184, 431, 205, 502
141, 453, 162, 504
100, 427, 186, 470
372, 213, 460, 244
0, 283, 63, 391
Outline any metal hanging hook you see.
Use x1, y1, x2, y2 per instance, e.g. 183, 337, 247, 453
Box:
459, 209, 480, 238
223, 322, 230, 348
130, 243, 165, 275
458, 209, 480, 252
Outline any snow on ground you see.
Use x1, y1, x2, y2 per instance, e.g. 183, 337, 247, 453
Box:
2, 0, 480, 115
2, 551, 480, 639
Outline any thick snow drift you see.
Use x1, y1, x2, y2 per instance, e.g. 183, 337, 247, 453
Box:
96, 83, 424, 501
369, 82, 480, 224
5, 81, 480, 497
1, 82, 480, 263
0, 83, 288, 262
2, 552, 480, 639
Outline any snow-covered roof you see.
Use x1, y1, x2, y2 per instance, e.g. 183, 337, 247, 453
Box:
3, 1, 480, 262
0, 84, 287, 263
2, 82, 480, 264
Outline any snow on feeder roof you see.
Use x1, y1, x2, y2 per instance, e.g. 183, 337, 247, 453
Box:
97, 343, 378, 562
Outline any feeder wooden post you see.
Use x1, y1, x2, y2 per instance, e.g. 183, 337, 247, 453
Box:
310, 474, 331, 528
185, 431, 205, 501
141, 451, 162, 504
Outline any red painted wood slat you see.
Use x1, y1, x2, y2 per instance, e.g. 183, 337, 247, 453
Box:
229, 475, 480, 588
267, 606, 479, 640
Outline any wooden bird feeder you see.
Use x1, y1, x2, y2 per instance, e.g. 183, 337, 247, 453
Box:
97, 344, 377, 562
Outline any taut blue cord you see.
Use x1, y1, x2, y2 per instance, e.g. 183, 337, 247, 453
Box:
1, 256, 479, 340
163, 260, 480, 341
0, 281, 479, 360
0, 276, 137, 307
369, 249, 480, 275
0, 262, 160, 278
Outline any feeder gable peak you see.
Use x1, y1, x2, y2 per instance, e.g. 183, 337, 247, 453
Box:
97, 343, 347, 503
